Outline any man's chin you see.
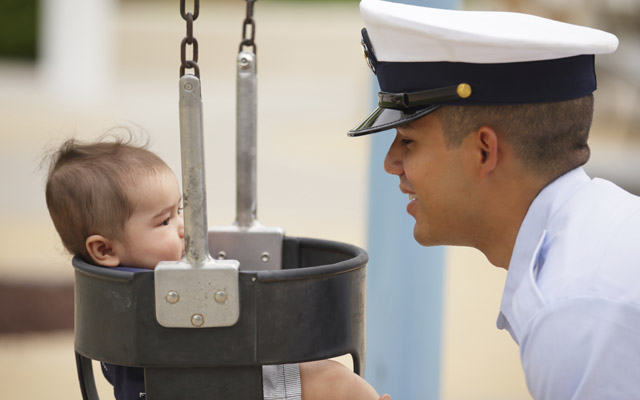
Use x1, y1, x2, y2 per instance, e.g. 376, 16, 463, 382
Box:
413, 224, 445, 247
413, 226, 431, 247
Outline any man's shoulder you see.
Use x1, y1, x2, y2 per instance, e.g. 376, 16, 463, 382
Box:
547, 174, 640, 241
590, 176, 640, 205
535, 178, 640, 306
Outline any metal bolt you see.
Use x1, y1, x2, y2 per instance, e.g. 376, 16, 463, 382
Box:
239, 57, 251, 70
184, 82, 193, 91
217, 251, 226, 260
261, 252, 270, 263
166, 290, 180, 304
214, 290, 228, 304
191, 314, 204, 327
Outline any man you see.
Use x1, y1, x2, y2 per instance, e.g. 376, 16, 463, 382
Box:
350, 0, 640, 398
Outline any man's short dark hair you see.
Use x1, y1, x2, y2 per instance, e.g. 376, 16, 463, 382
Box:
436, 94, 594, 180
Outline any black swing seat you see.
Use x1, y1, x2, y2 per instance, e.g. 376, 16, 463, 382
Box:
74, 236, 367, 399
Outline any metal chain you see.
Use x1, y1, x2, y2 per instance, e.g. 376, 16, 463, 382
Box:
239, 0, 257, 54
180, 0, 200, 78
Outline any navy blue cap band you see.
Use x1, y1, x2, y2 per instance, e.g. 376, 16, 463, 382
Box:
349, 28, 600, 136
375, 54, 597, 105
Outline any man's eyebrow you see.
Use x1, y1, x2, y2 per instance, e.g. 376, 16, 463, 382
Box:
397, 121, 417, 131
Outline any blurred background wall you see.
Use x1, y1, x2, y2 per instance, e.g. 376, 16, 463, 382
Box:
0, 0, 637, 399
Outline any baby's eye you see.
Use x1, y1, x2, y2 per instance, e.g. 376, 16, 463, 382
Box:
177, 207, 183, 215
162, 218, 170, 226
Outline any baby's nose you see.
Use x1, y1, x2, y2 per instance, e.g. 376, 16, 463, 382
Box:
178, 217, 185, 238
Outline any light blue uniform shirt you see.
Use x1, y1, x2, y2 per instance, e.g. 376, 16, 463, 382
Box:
498, 167, 640, 399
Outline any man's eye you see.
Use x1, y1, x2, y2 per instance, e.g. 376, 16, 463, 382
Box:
401, 138, 413, 145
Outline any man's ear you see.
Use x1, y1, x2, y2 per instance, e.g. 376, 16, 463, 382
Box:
86, 235, 121, 267
474, 126, 499, 179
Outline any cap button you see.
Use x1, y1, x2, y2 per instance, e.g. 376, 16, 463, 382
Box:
457, 83, 472, 98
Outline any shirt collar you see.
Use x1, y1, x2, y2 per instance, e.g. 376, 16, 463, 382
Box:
497, 167, 591, 330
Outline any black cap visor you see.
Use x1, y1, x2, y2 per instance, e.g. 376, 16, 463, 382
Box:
348, 104, 441, 137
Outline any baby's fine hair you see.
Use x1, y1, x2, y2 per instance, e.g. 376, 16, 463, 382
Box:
45, 136, 171, 262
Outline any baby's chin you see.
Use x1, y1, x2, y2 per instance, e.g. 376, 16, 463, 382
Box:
136, 264, 160, 270
145, 256, 184, 270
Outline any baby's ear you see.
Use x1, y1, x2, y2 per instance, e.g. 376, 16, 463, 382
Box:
86, 235, 120, 267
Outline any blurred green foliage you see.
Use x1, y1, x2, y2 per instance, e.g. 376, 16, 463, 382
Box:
0, 0, 39, 60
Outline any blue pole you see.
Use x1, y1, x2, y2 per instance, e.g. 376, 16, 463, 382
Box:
363, 1, 459, 399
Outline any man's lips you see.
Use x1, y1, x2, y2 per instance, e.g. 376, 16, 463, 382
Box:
400, 185, 417, 214
399, 185, 416, 199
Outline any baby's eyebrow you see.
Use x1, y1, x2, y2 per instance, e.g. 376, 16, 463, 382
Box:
153, 203, 182, 218
153, 205, 175, 219
153, 196, 183, 218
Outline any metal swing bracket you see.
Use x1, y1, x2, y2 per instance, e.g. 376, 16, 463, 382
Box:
155, 74, 240, 328
209, 51, 284, 271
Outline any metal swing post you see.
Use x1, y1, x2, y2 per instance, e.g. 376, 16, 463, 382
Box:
154, 0, 240, 331
209, 0, 285, 271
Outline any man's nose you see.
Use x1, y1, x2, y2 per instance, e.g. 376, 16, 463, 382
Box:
384, 133, 404, 176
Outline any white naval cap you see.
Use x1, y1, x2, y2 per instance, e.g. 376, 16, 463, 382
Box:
349, 0, 619, 136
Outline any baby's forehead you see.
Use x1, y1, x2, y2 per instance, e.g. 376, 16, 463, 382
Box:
125, 166, 176, 187
126, 168, 180, 210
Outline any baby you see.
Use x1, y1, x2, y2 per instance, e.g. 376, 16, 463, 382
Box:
45, 136, 384, 400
